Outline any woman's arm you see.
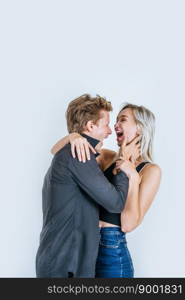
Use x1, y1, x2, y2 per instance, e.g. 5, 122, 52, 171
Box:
121, 173, 141, 233
51, 133, 97, 161
51, 132, 117, 169
51, 133, 120, 182
51, 135, 73, 155
121, 164, 161, 233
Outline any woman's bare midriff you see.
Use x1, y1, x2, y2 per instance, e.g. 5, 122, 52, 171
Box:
99, 220, 120, 228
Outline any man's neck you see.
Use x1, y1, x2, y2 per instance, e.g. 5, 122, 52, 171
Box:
81, 132, 101, 149
82, 131, 98, 140
81, 132, 104, 155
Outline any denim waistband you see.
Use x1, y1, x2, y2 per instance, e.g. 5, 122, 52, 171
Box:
99, 227, 126, 235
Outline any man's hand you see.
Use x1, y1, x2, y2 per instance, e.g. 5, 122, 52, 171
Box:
113, 159, 141, 183
119, 134, 142, 163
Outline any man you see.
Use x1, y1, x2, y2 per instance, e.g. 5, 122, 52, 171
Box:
36, 94, 129, 278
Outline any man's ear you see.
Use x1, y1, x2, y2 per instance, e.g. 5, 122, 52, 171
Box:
86, 120, 96, 132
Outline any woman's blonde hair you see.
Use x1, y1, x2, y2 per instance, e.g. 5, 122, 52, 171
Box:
119, 103, 155, 162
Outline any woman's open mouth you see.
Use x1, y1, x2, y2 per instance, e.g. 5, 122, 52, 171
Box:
116, 131, 124, 142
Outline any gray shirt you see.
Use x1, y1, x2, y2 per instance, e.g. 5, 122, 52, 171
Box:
36, 134, 129, 277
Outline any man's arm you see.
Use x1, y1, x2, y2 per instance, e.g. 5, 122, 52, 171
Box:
69, 153, 129, 213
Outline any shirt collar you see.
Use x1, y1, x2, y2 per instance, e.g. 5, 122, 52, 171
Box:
81, 133, 101, 157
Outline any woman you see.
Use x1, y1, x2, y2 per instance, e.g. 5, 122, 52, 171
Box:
51, 103, 161, 278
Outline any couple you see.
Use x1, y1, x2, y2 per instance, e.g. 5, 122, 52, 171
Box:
36, 94, 161, 278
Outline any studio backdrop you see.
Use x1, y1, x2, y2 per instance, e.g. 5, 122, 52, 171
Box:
0, 0, 184, 277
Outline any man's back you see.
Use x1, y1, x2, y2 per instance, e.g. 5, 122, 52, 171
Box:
36, 136, 129, 277
36, 144, 101, 277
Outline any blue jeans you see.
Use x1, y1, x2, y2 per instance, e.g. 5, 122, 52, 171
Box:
95, 227, 134, 278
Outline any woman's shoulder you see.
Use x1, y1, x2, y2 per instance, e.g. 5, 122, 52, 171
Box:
140, 162, 162, 179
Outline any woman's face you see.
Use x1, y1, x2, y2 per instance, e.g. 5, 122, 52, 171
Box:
114, 108, 139, 146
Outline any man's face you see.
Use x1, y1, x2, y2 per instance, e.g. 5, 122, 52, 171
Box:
90, 110, 112, 141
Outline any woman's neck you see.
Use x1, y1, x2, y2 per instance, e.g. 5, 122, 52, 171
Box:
134, 156, 145, 167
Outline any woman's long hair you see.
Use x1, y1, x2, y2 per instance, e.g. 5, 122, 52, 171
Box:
119, 103, 155, 162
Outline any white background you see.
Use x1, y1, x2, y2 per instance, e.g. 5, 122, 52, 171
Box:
0, 0, 184, 277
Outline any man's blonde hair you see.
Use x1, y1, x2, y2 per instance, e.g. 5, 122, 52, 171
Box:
66, 94, 113, 133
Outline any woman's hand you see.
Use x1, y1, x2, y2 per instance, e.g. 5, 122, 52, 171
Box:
119, 134, 142, 163
69, 133, 97, 162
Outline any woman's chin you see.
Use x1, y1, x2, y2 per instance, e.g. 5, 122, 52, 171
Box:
116, 136, 125, 146
116, 139, 123, 146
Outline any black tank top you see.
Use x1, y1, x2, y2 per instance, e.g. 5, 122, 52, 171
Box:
99, 161, 150, 226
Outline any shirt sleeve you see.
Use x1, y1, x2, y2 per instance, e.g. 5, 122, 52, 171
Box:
69, 153, 129, 213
